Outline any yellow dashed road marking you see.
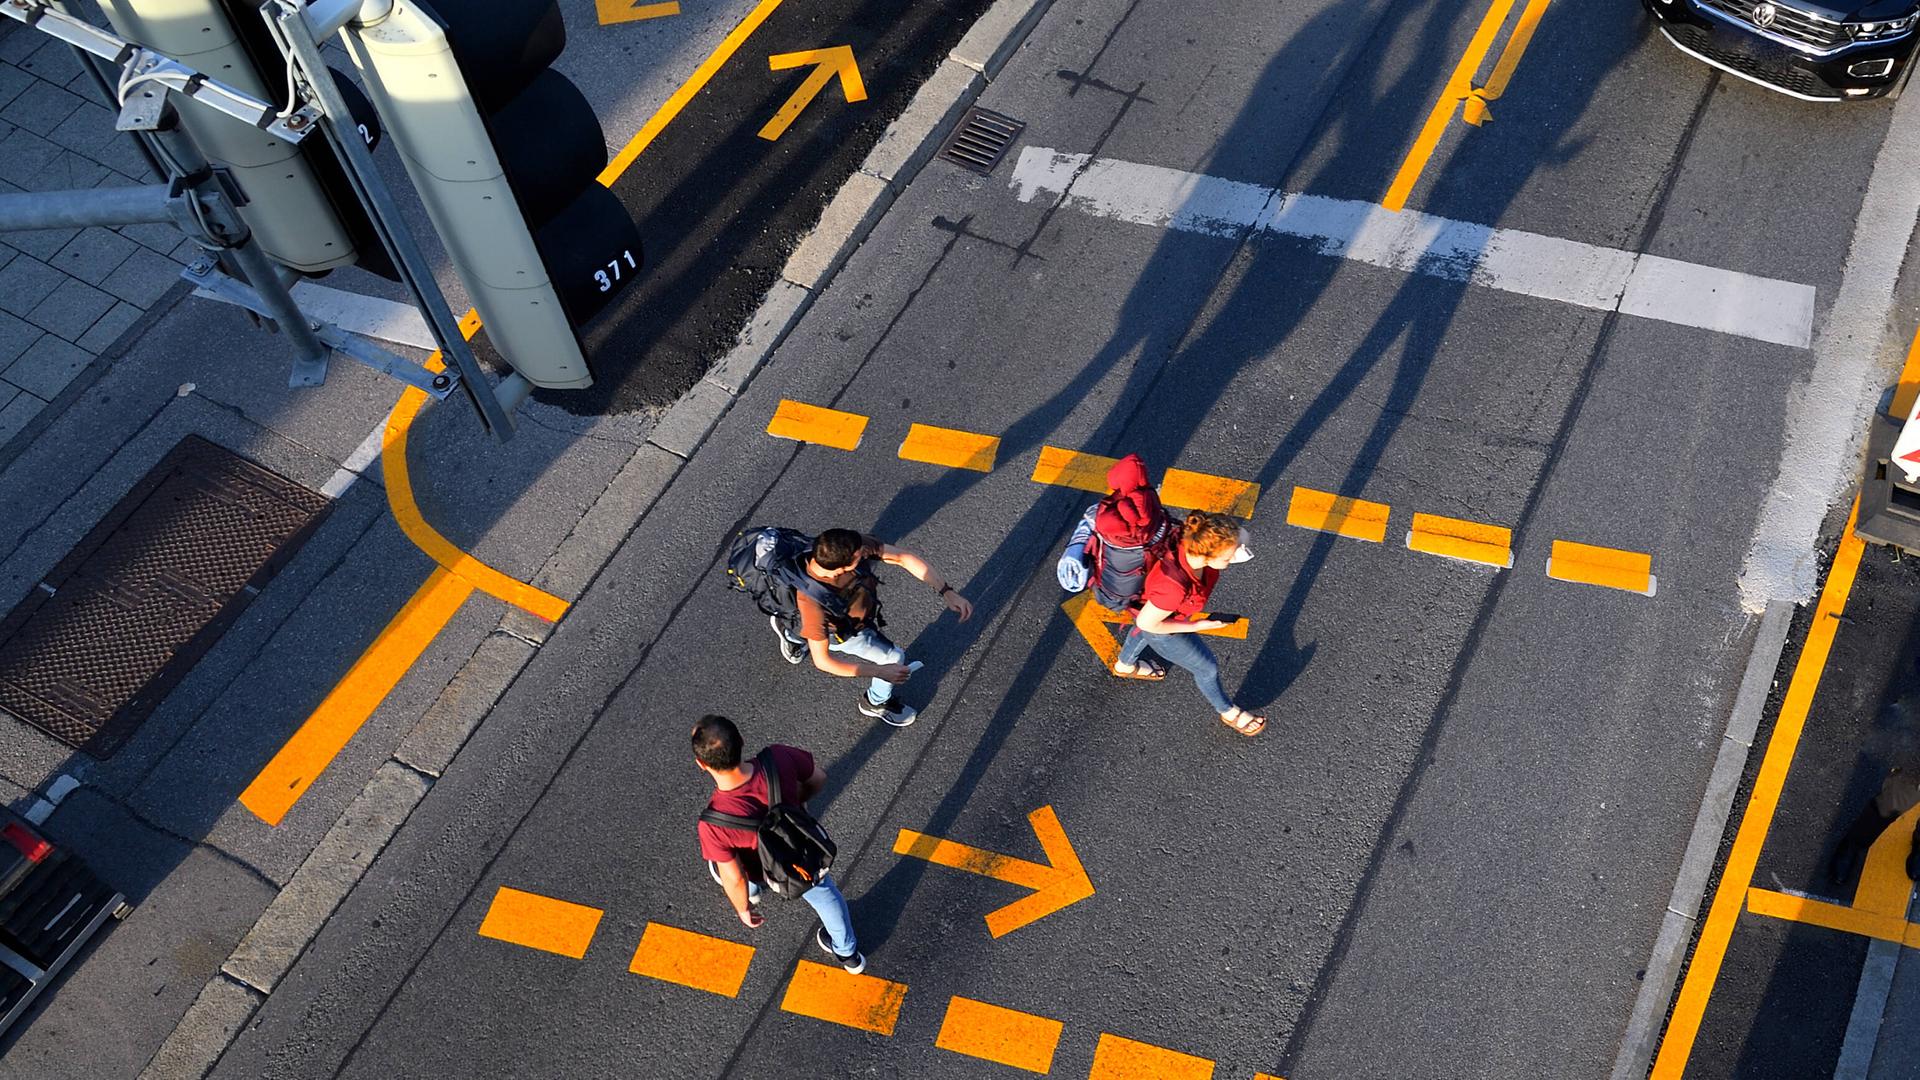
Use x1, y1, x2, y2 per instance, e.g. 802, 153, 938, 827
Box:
767, 400, 869, 450
779, 960, 909, 1034
596, 0, 680, 23
1031, 446, 1118, 493
1161, 468, 1260, 517
1406, 512, 1514, 568
628, 922, 756, 997
934, 996, 1064, 1073
1286, 486, 1390, 542
476, 886, 604, 959
1088, 1033, 1216, 1079
1547, 539, 1655, 595
898, 423, 1000, 472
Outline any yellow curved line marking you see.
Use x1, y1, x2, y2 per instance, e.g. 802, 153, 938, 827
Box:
380, 313, 569, 622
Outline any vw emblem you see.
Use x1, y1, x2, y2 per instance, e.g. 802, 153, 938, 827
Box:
1751, 2, 1778, 28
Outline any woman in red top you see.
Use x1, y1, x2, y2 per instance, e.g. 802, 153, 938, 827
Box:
1111, 511, 1266, 736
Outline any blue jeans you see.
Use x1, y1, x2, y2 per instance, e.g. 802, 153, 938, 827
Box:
738, 872, 858, 957
830, 628, 906, 706
1119, 625, 1234, 714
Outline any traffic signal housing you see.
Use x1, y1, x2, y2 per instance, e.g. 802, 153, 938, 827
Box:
341, 0, 642, 389
95, 0, 385, 275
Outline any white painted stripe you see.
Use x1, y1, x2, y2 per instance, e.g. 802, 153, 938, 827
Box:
320, 423, 386, 499
288, 282, 436, 351
1735, 84, 1920, 611
1009, 146, 1818, 348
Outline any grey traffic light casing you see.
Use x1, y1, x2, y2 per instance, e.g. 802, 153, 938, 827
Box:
340, 3, 595, 389
96, 0, 364, 272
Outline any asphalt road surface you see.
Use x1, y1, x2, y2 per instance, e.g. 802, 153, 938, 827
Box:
195, 0, 1918, 1077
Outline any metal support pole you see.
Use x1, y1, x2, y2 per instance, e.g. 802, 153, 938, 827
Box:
0, 184, 175, 231
146, 121, 332, 387
270, 2, 515, 437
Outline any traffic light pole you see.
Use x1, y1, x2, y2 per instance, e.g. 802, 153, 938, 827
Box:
270, 0, 516, 436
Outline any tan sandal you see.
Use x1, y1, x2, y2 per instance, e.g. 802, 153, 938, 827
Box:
1222, 709, 1266, 736
1111, 658, 1167, 681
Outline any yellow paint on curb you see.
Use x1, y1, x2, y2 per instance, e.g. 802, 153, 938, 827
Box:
1406, 512, 1513, 567
1031, 446, 1117, 493
1546, 539, 1654, 596
1161, 468, 1260, 517
628, 922, 755, 997
239, 568, 473, 826
1285, 486, 1389, 542
935, 996, 1064, 1074
898, 423, 999, 471
477, 886, 603, 959
779, 960, 908, 1034
1088, 1033, 1216, 1079
767, 399, 869, 450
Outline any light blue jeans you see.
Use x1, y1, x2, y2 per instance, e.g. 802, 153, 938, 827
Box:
829, 628, 906, 706
749, 872, 857, 956
1118, 625, 1234, 714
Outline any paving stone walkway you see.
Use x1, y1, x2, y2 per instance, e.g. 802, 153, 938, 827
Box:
0, 18, 193, 448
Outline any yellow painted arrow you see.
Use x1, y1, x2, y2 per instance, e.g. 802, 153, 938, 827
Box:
1062, 592, 1249, 669
893, 806, 1093, 937
759, 46, 867, 141
595, 0, 680, 25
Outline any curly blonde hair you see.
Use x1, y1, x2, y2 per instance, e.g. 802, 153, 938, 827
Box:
1182, 511, 1241, 558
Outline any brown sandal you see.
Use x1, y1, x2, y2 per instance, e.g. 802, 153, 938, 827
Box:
1111, 658, 1167, 681
1222, 709, 1266, 736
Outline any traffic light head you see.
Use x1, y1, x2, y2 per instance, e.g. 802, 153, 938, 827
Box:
342, 0, 642, 389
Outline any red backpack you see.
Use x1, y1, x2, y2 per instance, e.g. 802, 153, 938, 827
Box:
1085, 454, 1175, 612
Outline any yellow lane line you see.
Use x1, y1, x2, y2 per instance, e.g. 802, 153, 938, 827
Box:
239, 568, 474, 826
1744, 887, 1916, 945
1285, 486, 1390, 542
1031, 446, 1117, 493
1854, 802, 1920, 915
596, 0, 681, 23
599, 0, 787, 185
476, 886, 604, 959
382, 345, 569, 622
1406, 512, 1513, 568
1161, 468, 1261, 518
1891, 319, 1920, 417
934, 996, 1064, 1074
1651, 503, 1865, 1077
1088, 1033, 1216, 1079
1546, 539, 1655, 596
1462, 0, 1552, 125
1382, 0, 1517, 211
767, 399, 870, 449
779, 960, 909, 1034
628, 922, 756, 996
898, 423, 1000, 471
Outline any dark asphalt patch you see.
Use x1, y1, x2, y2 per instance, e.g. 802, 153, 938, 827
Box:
536, 0, 997, 415
1663, 542, 1920, 1078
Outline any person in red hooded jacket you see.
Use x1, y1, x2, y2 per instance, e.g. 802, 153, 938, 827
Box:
1058, 454, 1178, 643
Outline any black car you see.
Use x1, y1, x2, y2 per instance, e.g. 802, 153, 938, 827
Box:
1644, 0, 1918, 99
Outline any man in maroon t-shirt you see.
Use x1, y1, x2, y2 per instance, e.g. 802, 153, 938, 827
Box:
692, 714, 864, 972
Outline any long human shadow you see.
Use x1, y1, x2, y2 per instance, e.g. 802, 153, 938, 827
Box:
834, 0, 1630, 958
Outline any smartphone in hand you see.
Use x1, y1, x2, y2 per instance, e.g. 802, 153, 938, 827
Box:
1204, 613, 1244, 627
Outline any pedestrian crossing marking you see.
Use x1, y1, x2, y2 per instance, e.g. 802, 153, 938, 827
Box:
476, 886, 603, 959
1161, 468, 1260, 517
898, 423, 1000, 471
1406, 512, 1513, 568
1547, 540, 1655, 596
779, 960, 909, 1034
1285, 486, 1390, 543
934, 996, 1064, 1073
627, 921, 755, 997
767, 399, 869, 450
1088, 1032, 1217, 1079
1031, 446, 1118, 493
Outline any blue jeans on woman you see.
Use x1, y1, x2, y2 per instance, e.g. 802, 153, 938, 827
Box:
1118, 624, 1234, 714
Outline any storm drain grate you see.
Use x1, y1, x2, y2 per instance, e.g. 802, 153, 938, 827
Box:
0, 436, 331, 758
939, 107, 1025, 175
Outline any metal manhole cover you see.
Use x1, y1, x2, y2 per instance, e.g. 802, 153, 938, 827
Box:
939, 107, 1025, 175
0, 436, 330, 758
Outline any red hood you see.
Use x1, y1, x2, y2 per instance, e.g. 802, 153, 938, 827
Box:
1095, 454, 1166, 546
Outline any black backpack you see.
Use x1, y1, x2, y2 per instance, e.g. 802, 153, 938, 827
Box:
725, 526, 880, 639
698, 749, 836, 899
